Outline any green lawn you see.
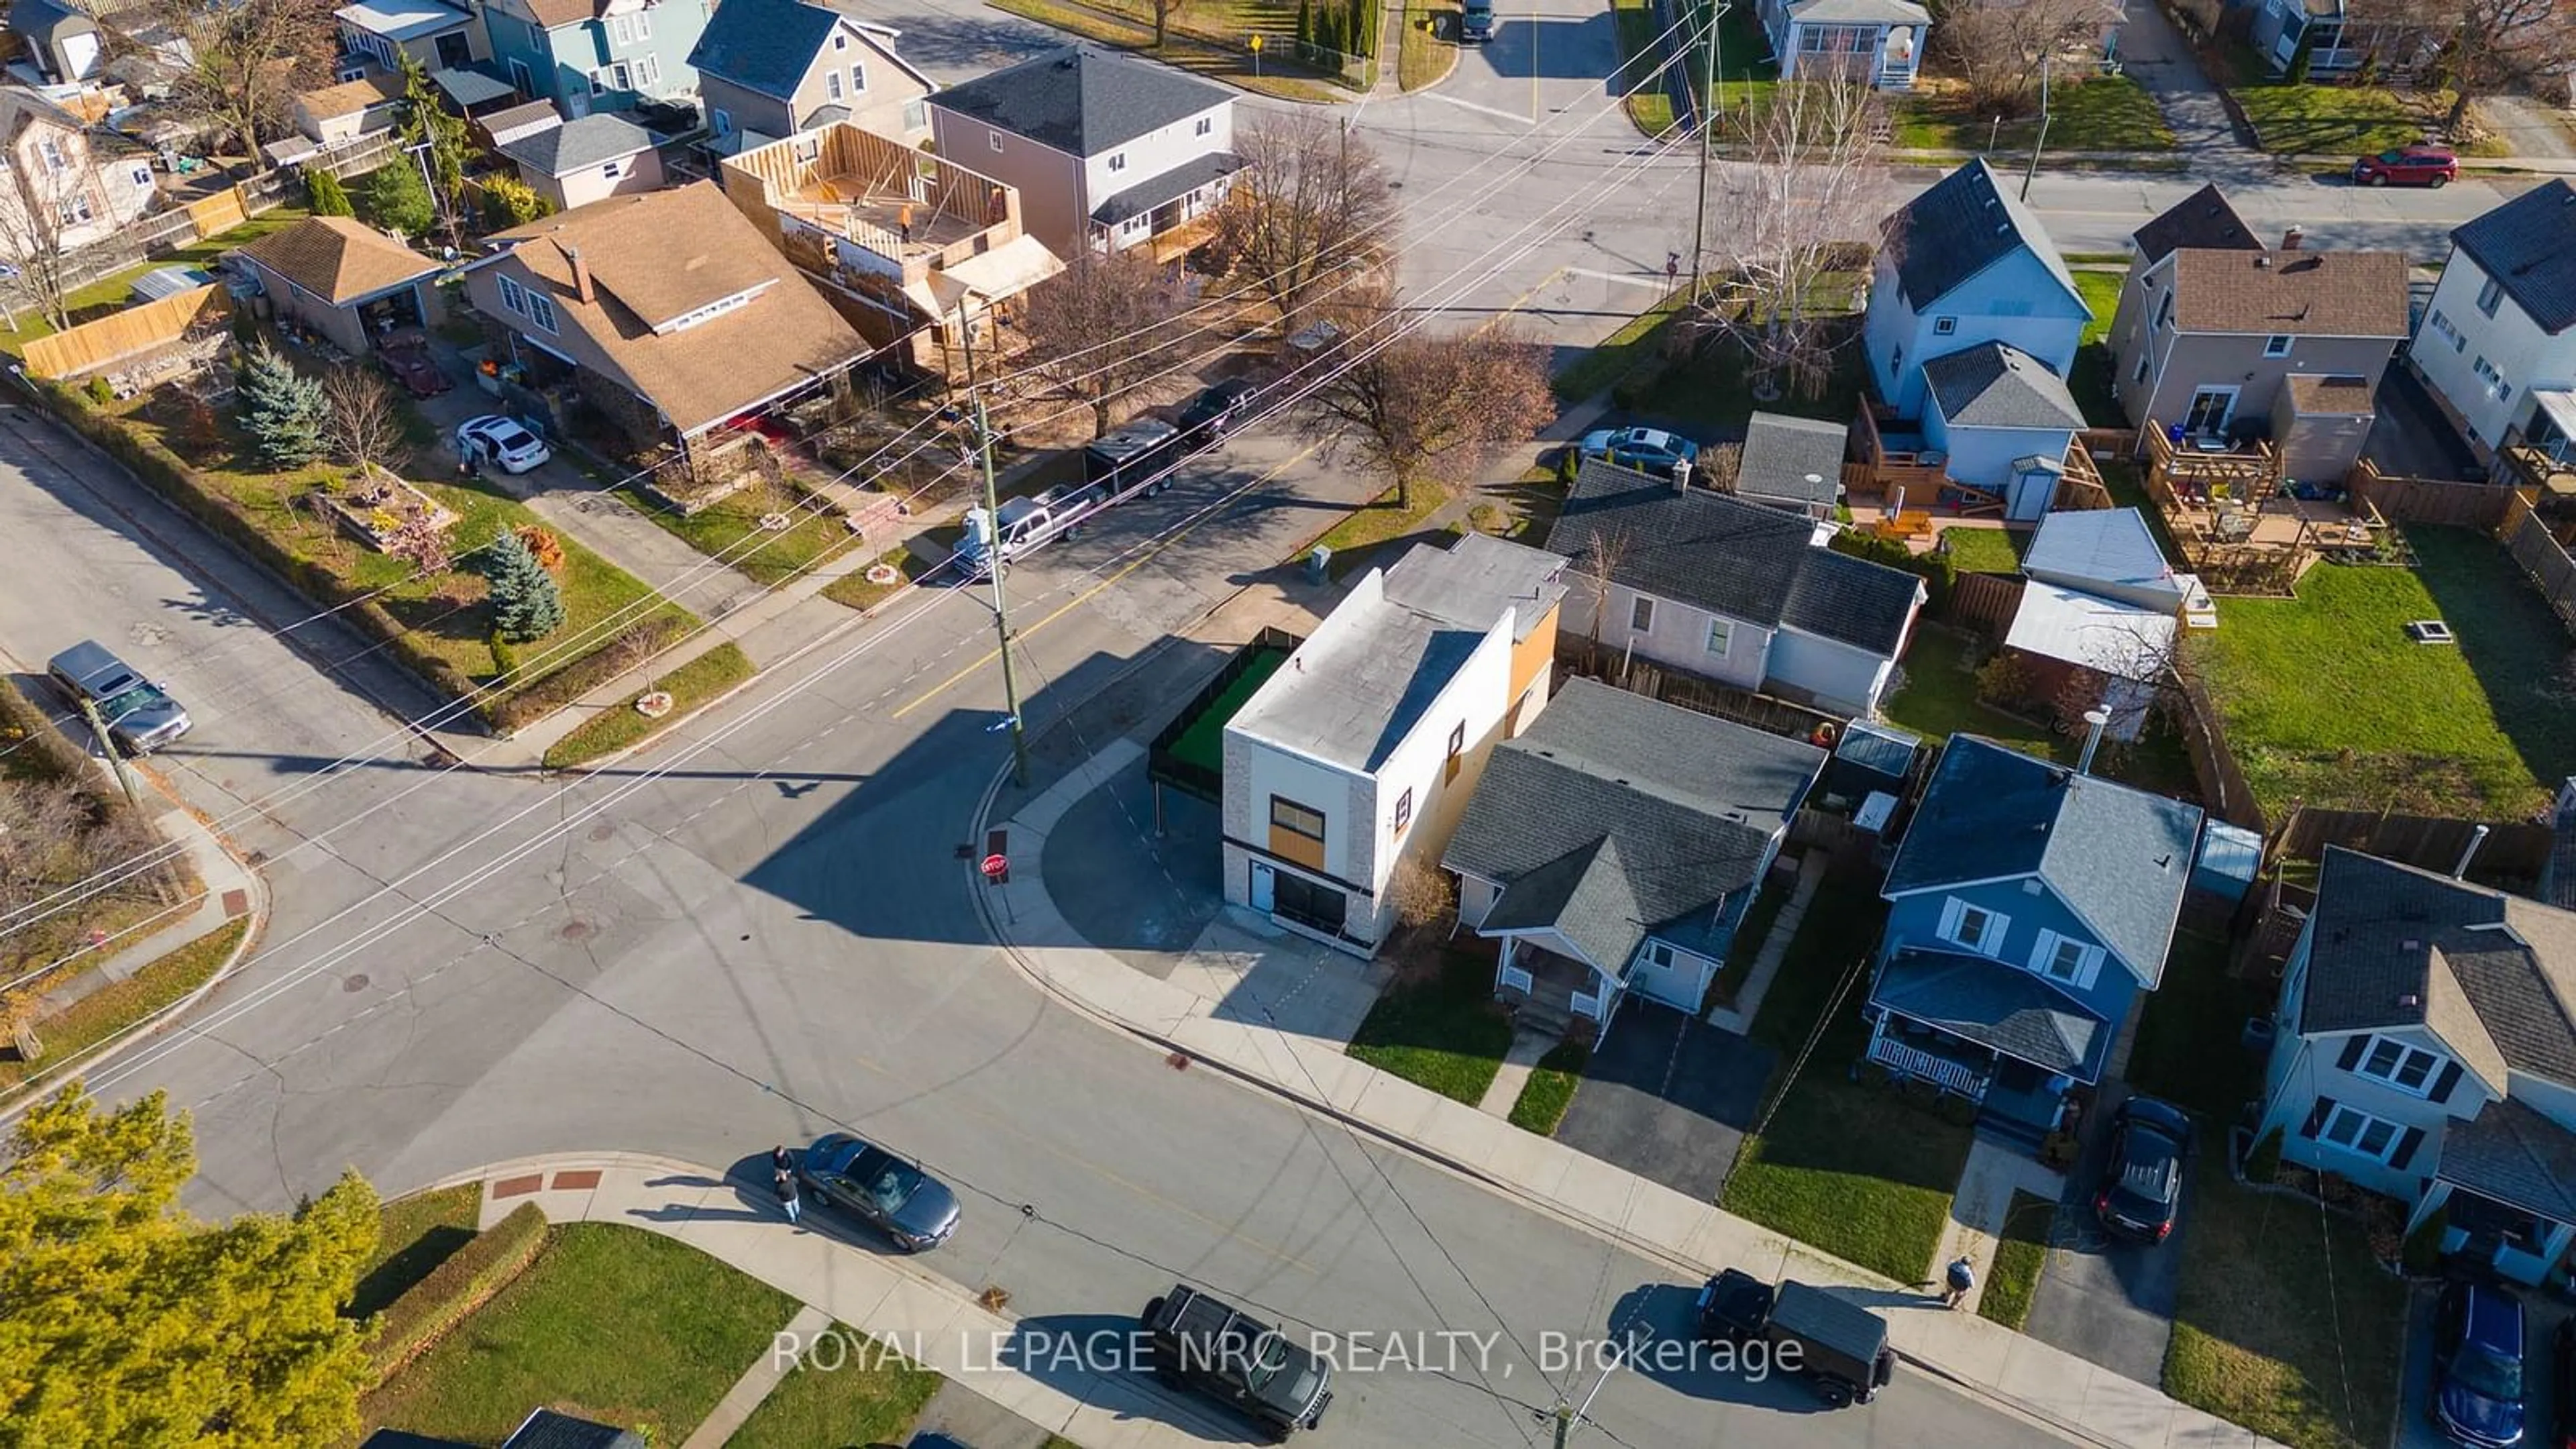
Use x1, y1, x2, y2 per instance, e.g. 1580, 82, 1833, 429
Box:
1687, 1, 1780, 136
817, 547, 922, 613
2232, 83, 2502, 158
543, 643, 757, 770
1625, 329, 1866, 434
365, 1224, 796, 1445
1883, 627, 2059, 760
2069, 267, 2127, 427
1892, 76, 2174, 154
0, 206, 312, 356
619, 477, 863, 590
2166, 1169, 2407, 1449
1552, 286, 1690, 402
0, 918, 246, 1092
1507, 1040, 1589, 1135
1163, 643, 1289, 778
1976, 1189, 2056, 1331
1939, 527, 2026, 576
2125, 932, 2267, 1122
349, 1184, 484, 1323
985, 0, 1348, 100
1311, 478, 1451, 577
1611, 0, 1677, 136
1398, 5, 1458, 91
2197, 527, 2576, 819
724, 1326, 943, 1449
1346, 947, 1515, 1104
1723, 875, 1969, 1283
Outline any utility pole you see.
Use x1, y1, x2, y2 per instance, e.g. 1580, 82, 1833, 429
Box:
956, 305, 1030, 788
1688, 1, 1723, 307
1543, 1330, 1635, 1449
76, 698, 140, 808
2020, 51, 2052, 202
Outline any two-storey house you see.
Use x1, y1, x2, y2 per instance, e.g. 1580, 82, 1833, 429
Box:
2412, 180, 2576, 461
0, 89, 157, 256
1220, 533, 1566, 955
1550, 458, 1926, 714
335, 0, 486, 74
1757, 0, 1929, 89
1864, 158, 2090, 421
928, 46, 1238, 258
1867, 734, 2205, 1148
2108, 201, 2407, 482
688, 0, 935, 148
481, 0, 713, 117
1445, 678, 1825, 1035
716, 121, 1064, 374
2257, 847, 2576, 1285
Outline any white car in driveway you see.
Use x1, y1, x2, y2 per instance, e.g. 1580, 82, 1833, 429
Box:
455, 415, 552, 474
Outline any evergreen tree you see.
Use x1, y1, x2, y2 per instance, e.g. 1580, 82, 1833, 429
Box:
0, 1085, 379, 1447
476, 527, 567, 641
237, 341, 325, 468
305, 167, 355, 217
358, 158, 433, 238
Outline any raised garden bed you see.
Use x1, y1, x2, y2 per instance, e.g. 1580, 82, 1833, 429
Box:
316, 466, 459, 550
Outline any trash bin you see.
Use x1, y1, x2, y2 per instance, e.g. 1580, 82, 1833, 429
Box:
1305, 545, 1332, 584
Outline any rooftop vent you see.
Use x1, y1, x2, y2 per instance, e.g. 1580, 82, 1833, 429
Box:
2398, 991, 2422, 1008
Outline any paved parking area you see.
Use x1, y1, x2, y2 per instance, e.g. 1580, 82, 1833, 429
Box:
2021, 1097, 2186, 1385
1555, 1001, 1774, 1201
2396, 1278, 2570, 1449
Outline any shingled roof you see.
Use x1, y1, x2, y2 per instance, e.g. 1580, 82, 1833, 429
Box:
2168, 248, 2410, 337
1882, 158, 2082, 313
1550, 460, 1923, 653
929, 45, 1228, 157
2131, 182, 2258, 265
237, 216, 439, 306
1923, 341, 2086, 430
2450, 179, 2576, 336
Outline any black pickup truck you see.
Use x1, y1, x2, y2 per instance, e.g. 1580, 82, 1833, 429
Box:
1141, 1285, 1334, 1438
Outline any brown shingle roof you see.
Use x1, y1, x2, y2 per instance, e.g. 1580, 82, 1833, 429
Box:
2169, 248, 2410, 338
2284, 374, 2375, 415
297, 71, 404, 119
480, 181, 867, 435
520, 0, 599, 25
237, 215, 439, 306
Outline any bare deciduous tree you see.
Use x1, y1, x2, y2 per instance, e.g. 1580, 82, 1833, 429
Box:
1147, 0, 1198, 48
1697, 74, 1894, 404
158, 0, 334, 156
2385, 0, 2576, 133
321, 371, 409, 474
0, 138, 109, 333
1018, 247, 1191, 437
1213, 112, 1395, 326
1933, 0, 2122, 115
1386, 857, 1456, 932
1697, 441, 1743, 494
1302, 300, 1554, 509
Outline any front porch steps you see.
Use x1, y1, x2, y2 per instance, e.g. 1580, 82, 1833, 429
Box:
1509, 993, 1576, 1040
1972, 1109, 2051, 1156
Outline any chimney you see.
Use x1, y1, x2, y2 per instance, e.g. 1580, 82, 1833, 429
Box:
2076, 708, 2110, 775
2282, 225, 2306, 250
2453, 824, 2490, 879
2254, 254, 2270, 270
1672, 456, 1692, 494
565, 244, 594, 305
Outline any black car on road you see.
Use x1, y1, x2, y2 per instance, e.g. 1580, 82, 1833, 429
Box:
794, 1133, 960, 1252
1140, 1283, 1332, 1438
2094, 1095, 2192, 1244
1178, 378, 1261, 441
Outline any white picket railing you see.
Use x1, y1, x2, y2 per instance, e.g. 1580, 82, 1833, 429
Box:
1499, 965, 1535, 995
1572, 989, 1607, 1021
1868, 1036, 1988, 1098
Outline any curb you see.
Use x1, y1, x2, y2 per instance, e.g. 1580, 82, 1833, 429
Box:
0, 822, 271, 1116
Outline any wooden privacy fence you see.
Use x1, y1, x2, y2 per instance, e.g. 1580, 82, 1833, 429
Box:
1943, 570, 2024, 637
2502, 498, 2576, 637
22, 284, 230, 380
2177, 670, 2263, 830
2267, 805, 2554, 883
2345, 460, 2521, 531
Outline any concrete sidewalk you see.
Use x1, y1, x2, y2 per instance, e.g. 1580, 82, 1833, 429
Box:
451, 1152, 1269, 1449
973, 761, 2279, 1449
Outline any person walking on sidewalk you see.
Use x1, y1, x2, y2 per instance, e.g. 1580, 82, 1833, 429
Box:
772, 1146, 802, 1226
1943, 1255, 1976, 1308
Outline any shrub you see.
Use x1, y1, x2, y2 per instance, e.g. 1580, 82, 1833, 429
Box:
480, 173, 553, 230
364, 1201, 547, 1383
237, 341, 326, 468
515, 523, 565, 572
85, 376, 114, 406
306, 168, 356, 217
2244, 1125, 2284, 1184
488, 628, 519, 679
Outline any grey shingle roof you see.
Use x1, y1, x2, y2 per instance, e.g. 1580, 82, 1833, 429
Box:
1882, 735, 2203, 986
1875, 947, 2106, 1075
2450, 179, 2576, 335
1923, 341, 2087, 431
930, 44, 1230, 158
1883, 158, 2081, 312
2298, 848, 2576, 1085
498, 112, 653, 176
1735, 411, 1847, 508
431, 66, 515, 107
686, 0, 843, 101
1551, 460, 1923, 653
1479, 835, 1650, 975
2438, 1096, 2576, 1223
501, 1411, 646, 1449
2131, 182, 2259, 265
1444, 678, 1823, 963
1093, 151, 1243, 224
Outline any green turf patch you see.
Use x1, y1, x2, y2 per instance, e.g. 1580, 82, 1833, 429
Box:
0, 919, 246, 1091
2234, 83, 2504, 158
617, 476, 863, 590
1348, 947, 1515, 1104
1163, 643, 1289, 779
1507, 1040, 1590, 1135
1939, 528, 2027, 576
1311, 478, 1451, 578
1976, 1190, 2055, 1330
1892, 75, 2174, 154
0, 207, 312, 356
543, 643, 756, 770
2068, 267, 2127, 426
724, 1325, 944, 1449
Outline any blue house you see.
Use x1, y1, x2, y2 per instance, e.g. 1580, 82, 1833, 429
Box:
1866, 735, 2204, 1148
480, 0, 712, 116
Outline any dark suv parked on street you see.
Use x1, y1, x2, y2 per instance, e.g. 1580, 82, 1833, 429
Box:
1141, 1284, 1332, 1438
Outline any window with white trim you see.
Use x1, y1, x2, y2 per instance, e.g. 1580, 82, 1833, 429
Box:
1933, 316, 1956, 335
498, 274, 527, 315
1628, 596, 1654, 633
2319, 1103, 2404, 1161
2355, 1034, 2445, 1095
526, 291, 558, 333
825, 68, 843, 100
38, 136, 66, 171
2029, 929, 2099, 986
988, 129, 1005, 152
1938, 898, 2006, 955
1391, 788, 1412, 837
56, 193, 91, 225
1108, 151, 1127, 172
609, 60, 633, 89
1195, 115, 1213, 136
849, 62, 865, 92
2263, 334, 2293, 358
2477, 274, 2504, 319
633, 54, 660, 87
1705, 618, 1731, 655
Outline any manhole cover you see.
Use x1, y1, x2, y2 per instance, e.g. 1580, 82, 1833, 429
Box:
558, 918, 596, 942
589, 822, 615, 842
342, 974, 369, 992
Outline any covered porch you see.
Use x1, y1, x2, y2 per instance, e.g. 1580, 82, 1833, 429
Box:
1493, 936, 1623, 1042
1864, 946, 2106, 1150
2410, 1097, 2576, 1287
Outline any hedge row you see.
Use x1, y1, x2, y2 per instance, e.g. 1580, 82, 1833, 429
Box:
365, 1200, 548, 1383
30, 382, 497, 721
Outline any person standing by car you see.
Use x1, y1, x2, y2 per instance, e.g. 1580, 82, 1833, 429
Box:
773, 1149, 802, 1226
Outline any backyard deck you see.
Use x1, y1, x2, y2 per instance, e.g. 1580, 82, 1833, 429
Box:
2139, 429, 2390, 593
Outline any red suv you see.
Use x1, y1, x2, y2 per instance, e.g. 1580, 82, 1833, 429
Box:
2353, 144, 2457, 187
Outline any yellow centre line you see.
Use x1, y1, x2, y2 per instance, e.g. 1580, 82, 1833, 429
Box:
892, 439, 1326, 720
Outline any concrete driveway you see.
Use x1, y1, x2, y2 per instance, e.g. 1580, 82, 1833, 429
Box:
1556, 1001, 1774, 1201
2021, 1099, 2188, 1385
